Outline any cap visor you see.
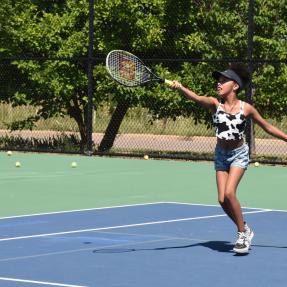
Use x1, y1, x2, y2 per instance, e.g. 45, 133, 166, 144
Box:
212, 71, 223, 80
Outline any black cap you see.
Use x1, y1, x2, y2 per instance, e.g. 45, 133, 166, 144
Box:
212, 69, 243, 90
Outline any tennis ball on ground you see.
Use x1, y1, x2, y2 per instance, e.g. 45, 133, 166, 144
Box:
254, 162, 260, 167
71, 161, 77, 168
143, 155, 149, 160
7, 151, 13, 156
15, 161, 21, 167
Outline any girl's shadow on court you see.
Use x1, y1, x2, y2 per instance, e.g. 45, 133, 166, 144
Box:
200, 241, 234, 252
92, 241, 287, 256
92, 241, 238, 255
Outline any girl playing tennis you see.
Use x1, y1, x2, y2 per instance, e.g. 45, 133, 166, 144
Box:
170, 64, 287, 254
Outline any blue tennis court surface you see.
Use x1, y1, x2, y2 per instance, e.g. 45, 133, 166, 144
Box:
0, 202, 286, 287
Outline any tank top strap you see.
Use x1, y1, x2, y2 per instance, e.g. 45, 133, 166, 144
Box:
217, 102, 224, 111
240, 100, 245, 112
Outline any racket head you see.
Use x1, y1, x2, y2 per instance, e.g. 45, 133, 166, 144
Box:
106, 50, 163, 87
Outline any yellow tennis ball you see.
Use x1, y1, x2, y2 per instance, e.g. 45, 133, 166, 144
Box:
7, 151, 13, 156
15, 161, 21, 167
254, 162, 260, 167
71, 162, 77, 168
143, 155, 149, 160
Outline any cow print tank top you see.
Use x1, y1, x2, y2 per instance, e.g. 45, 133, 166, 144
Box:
212, 100, 246, 140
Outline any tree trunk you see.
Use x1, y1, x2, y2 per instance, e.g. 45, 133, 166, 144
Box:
67, 98, 87, 151
98, 99, 130, 152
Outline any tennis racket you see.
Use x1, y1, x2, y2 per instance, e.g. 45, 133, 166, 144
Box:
106, 50, 173, 87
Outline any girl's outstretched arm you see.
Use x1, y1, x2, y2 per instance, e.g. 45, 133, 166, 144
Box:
171, 80, 218, 112
246, 103, 287, 142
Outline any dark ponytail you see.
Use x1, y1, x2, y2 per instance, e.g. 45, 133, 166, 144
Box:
229, 63, 251, 89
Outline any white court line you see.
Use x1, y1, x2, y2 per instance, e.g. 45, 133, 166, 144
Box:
166, 201, 271, 210
0, 201, 281, 221
0, 202, 166, 220
0, 277, 87, 287
0, 209, 270, 243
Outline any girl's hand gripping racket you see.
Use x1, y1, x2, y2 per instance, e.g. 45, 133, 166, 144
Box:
106, 50, 173, 87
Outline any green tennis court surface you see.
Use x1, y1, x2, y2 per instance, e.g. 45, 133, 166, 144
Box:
1, 151, 286, 217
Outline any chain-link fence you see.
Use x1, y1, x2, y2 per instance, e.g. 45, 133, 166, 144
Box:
0, 0, 286, 164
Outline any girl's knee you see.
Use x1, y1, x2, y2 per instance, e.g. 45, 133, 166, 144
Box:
225, 191, 236, 201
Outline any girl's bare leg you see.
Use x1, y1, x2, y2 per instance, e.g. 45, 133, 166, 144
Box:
216, 167, 245, 232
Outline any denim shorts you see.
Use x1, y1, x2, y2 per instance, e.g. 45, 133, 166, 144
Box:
214, 143, 249, 171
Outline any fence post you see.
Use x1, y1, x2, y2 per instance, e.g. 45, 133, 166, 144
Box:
86, 0, 95, 155
246, 0, 255, 156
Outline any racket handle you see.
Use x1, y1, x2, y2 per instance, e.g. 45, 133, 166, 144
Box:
164, 79, 173, 86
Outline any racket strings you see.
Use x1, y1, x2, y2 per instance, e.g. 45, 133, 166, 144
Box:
107, 51, 151, 86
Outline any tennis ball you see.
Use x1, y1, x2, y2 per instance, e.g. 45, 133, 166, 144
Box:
7, 151, 12, 156
15, 161, 21, 167
143, 155, 149, 160
254, 162, 260, 167
71, 162, 77, 168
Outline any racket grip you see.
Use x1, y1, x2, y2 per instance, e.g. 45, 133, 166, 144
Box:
164, 79, 173, 86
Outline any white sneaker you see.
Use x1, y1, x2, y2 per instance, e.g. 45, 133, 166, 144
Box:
244, 222, 254, 246
233, 232, 250, 254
